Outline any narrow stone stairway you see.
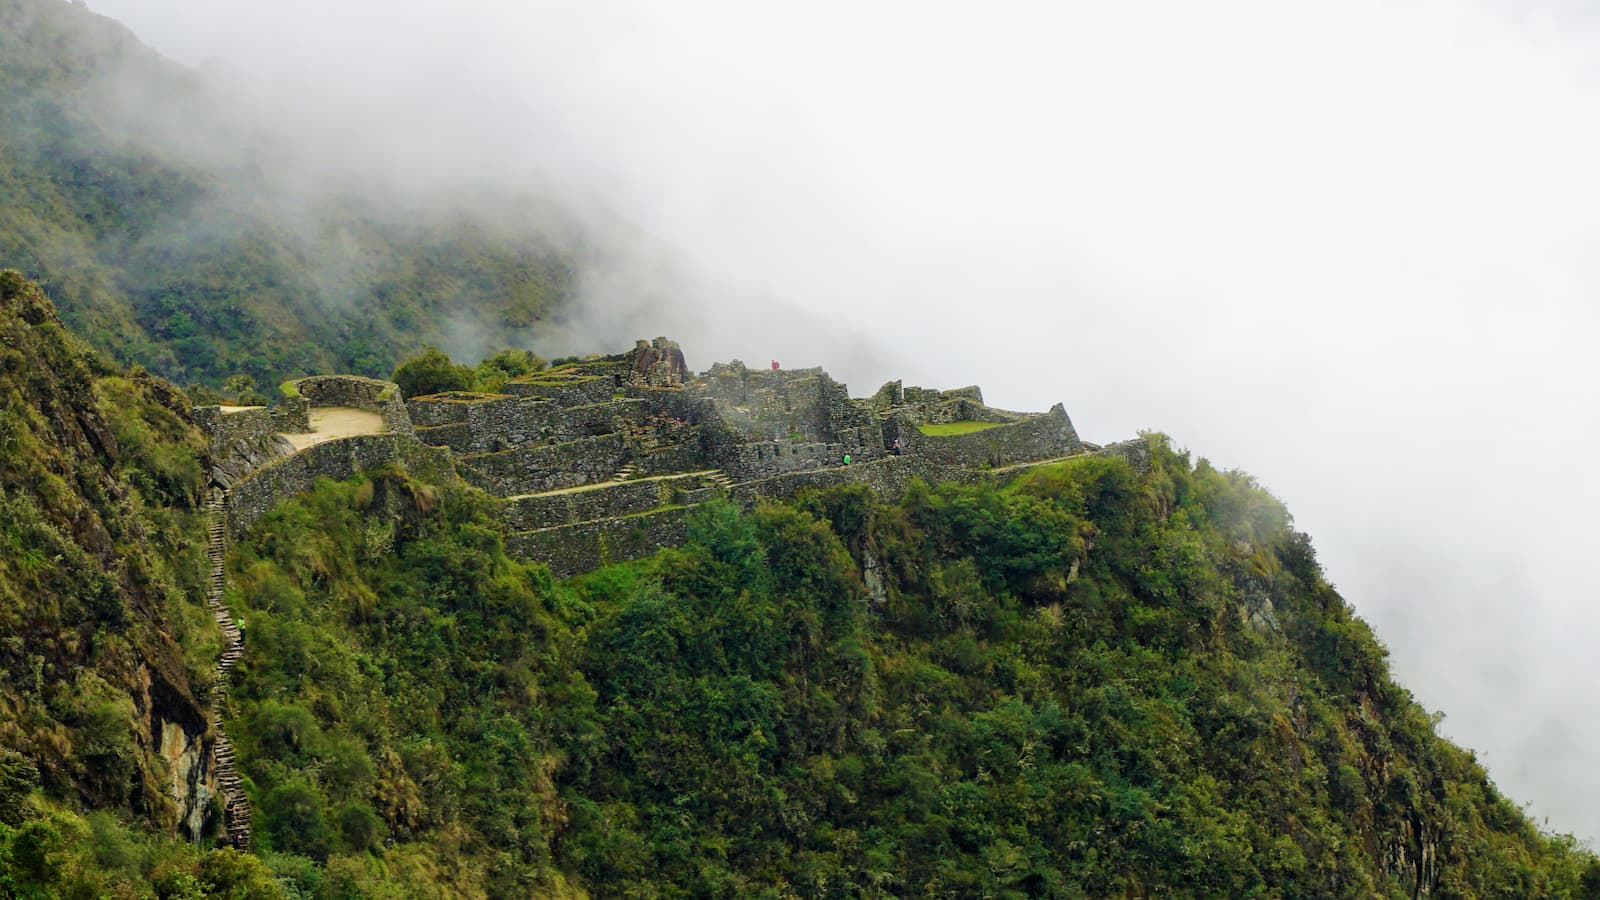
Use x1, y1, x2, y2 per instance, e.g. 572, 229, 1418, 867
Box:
611, 462, 643, 482
203, 494, 252, 850
706, 469, 734, 491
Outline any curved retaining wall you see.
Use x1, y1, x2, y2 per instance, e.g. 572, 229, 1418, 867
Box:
225, 434, 456, 537
894, 403, 1080, 469
286, 375, 413, 435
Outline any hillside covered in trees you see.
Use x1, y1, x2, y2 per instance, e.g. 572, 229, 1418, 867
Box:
0, 0, 590, 391
0, 272, 1593, 896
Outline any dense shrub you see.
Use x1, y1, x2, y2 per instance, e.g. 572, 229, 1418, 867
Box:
390, 347, 476, 398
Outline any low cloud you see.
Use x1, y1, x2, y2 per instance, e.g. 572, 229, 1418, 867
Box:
87, 0, 1600, 841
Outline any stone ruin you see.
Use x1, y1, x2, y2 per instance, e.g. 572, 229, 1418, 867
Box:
196, 337, 1149, 577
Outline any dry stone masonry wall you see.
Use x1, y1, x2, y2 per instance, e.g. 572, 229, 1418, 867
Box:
505, 506, 696, 578
403, 337, 1100, 574
195, 338, 1132, 579
193, 406, 295, 489
287, 375, 413, 435
226, 435, 455, 537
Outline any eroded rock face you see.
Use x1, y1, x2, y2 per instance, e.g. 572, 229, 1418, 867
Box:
211, 433, 295, 488
1383, 813, 1441, 896
159, 720, 214, 841
140, 658, 213, 840
861, 547, 889, 606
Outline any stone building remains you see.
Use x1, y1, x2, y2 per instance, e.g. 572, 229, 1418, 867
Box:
196, 337, 1148, 577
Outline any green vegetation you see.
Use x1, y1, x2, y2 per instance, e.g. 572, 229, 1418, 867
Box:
390, 347, 475, 398
0, 0, 577, 392
0, 798, 279, 899
0, 273, 285, 894
0, 268, 1596, 894
474, 348, 548, 394
210, 437, 1598, 895
917, 420, 1006, 436
0, 272, 210, 809
390, 345, 548, 398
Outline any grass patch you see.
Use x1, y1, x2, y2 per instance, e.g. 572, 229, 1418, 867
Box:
917, 420, 1005, 436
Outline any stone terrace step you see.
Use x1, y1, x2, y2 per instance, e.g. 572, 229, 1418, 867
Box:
506, 505, 697, 578
500, 471, 721, 532
501, 469, 722, 501
203, 488, 253, 850
457, 433, 628, 497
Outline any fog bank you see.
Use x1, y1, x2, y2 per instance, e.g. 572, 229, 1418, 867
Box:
89, 0, 1600, 842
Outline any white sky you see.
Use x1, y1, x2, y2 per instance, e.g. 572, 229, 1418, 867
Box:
88, 0, 1600, 842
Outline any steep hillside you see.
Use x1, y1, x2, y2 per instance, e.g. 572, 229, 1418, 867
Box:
0, 0, 579, 390
0, 273, 1593, 896
213, 442, 1599, 896
0, 269, 207, 811
0, 271, 284, 895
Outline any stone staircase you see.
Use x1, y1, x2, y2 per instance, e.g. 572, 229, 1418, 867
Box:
611, 462, 644, 482
706, 469, 734, 491
202, 494, 252, 850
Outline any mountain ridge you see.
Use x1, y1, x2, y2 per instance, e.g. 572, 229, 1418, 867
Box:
0, 271, 1594, 896
0, 0, 588, 390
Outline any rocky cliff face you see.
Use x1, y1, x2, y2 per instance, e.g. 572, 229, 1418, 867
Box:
0, 271, 215, 835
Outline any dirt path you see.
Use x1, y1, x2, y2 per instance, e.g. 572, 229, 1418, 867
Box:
281, 406, 387, 450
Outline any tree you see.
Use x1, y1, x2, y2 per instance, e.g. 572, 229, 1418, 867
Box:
390, 347, 474, 398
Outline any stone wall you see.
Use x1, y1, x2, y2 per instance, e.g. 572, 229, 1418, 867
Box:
501, 473, 712, 531
285, 375, 413, 435
633, 446, 707, 477
894, 396, 1019, 426
500, 439, 1145, 577
502, 374, 617, 407
619, 387, 707, 422
409, 395, 647, 454
506, 506, 695, 578
404, 392, 503, 427
272, 397, 310, 432
193, 406, 295, 489
729, 455, 983, 506
225, 434, 455, 537
413, 423, 474, 452
1094, 438, 1153, 473
694, 364, 872, 446
458, 434, 628, 496
899, 403, 1080, 469
718, 439, 841, 481
193, 405, 273, 448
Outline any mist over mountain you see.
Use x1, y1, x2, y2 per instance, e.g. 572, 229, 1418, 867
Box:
1, 268, 1596, 895
2, 0, 1599, 892
73, 0, 1600, 845
0, 0, 615, 386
